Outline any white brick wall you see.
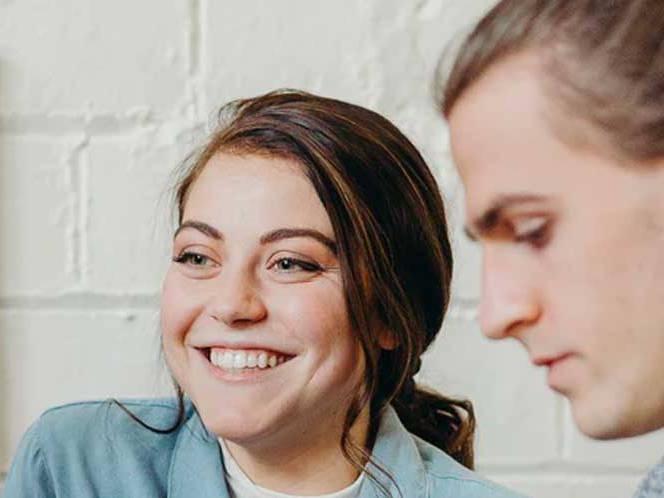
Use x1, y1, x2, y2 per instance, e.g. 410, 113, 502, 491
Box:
1, 2, 662, 496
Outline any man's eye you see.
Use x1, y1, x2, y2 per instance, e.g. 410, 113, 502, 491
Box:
271, 257, 321, 273
513, 218, 551, 248
173, 252, 215, 267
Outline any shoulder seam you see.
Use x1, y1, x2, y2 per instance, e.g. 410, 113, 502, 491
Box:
35, 416, 57, 496
427, 473, 520, 494
42, 398, 180, 416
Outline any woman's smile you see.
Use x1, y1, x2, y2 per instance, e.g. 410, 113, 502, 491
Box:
198, 346, 297, 382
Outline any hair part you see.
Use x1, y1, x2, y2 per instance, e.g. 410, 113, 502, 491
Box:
438, 0, 664, 163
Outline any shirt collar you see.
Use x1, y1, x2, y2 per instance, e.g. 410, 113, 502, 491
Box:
360, 405, 428, 498
219, 436, 366, 498
167, 403, 427, 498
168, 402, 230, 498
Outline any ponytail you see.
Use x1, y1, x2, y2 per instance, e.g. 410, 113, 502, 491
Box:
392, 377, 475, 469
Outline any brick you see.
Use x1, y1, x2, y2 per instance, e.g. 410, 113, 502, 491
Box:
0, 137, 75, 296
418, 314, 559, 464
449, 185, 483, 302
493, 474, 642, 498
366, 0, 497, 124
0, 310, 172, 471
0, 0, 188, 116
86, 131, 187, 293
204, 1, 374, 108
371, 0, 496, 106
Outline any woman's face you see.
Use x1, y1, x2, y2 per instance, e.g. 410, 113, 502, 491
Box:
160, 153, 365, 449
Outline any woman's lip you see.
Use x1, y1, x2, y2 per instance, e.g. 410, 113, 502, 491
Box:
191, 343, 295, 356
202, 346, 297, 363
194, 348, 295, 382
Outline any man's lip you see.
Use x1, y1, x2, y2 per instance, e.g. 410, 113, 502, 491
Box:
532, 352, 573, 367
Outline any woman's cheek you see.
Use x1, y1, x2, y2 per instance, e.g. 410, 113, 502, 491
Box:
160, 276, 202, 390
160, 270, 202, 343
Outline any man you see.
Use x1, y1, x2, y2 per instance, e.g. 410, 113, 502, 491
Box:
438, 0, 664, 496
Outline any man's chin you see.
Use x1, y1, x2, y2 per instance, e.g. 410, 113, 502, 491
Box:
571, 398, 650, 441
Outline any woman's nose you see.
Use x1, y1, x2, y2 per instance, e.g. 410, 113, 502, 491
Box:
206, 268, 267, 326
479, 249, 541, 340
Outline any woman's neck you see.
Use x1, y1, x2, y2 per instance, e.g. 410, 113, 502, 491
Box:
224, 407, 370, 495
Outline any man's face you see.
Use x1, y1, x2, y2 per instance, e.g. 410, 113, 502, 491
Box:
448, 53, 664, 439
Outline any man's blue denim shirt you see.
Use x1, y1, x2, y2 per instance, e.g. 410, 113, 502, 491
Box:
4, 398, 527, 497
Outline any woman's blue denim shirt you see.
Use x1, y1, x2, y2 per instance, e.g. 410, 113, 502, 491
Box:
4, 398, 527, 498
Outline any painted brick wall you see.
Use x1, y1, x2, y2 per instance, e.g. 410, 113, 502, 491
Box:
1, 1, 662, 496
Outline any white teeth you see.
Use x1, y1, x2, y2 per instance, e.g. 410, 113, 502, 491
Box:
233, 352, 247, 368
209, 349, 289, 371
222, 351, 234, 369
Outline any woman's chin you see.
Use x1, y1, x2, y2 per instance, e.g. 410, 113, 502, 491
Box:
198, 404, 282, 443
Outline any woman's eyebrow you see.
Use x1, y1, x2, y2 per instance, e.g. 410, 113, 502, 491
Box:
173, 221, 223, 240
174, 222, 337, 254
260, 228, 337, 254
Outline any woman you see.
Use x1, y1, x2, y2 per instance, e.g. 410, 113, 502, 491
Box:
5, 91, 522, 497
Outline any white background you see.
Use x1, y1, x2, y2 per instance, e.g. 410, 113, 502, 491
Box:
1, 1, 663, 496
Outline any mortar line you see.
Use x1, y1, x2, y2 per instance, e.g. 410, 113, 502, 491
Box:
77, 143, 90, 287
195, 0, 207, 123
0, 293, 160, 310
561, 396, 575, 460
477, 461, 653, 475
555, 392, 565, 458
64, 137, 89, 284
188, 0, 201, 77
0, 115, 190, 137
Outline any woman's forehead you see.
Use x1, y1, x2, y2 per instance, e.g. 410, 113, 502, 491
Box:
182, 153, 335, 237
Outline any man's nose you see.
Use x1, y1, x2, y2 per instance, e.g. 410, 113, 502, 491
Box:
479, 248, 541, 340
206, 268, 267, 327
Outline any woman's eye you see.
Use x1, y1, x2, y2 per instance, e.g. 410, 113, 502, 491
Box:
173, 251, 216, 268
271, 257, 321, 273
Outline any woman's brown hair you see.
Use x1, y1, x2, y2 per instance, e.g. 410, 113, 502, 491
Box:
116, 89, 475, 496
439, 0, 664, 163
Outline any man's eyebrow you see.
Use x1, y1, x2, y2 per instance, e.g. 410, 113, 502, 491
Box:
260, 228, 337, 254
174, 221, 223, 241
465, 194, 550, 240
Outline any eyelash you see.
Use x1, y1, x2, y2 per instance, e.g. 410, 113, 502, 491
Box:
172, 252, 322, 273
268, 257, 322, 273
172, 252, 214, 266
514, 222, 551, 248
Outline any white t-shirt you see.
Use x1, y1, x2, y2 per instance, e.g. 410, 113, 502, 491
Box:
218, 438, 365, 498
